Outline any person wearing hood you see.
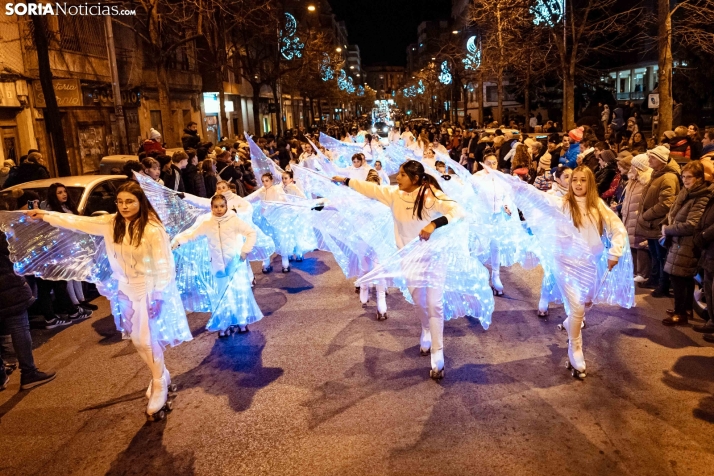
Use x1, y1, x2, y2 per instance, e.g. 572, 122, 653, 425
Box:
620, 154, 652, 282
2, 152, 49, 189
560, 127, 583, 169
669, 126, 692, 165
0, 160, 15, 188
661, 161, 713, 326
636, 145, 681, 297
595, 149, 619, 198
140, 128, 166, 156
181, 121, 201, 151
611, 108, 625, 135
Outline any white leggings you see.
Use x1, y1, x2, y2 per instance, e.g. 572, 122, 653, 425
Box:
119, 282, 165, 381
67, 280, 85, 305
409, 286, 445, 371
359, 282, 387, 313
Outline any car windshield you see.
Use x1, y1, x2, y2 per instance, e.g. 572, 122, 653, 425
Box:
0, 187, 84, 212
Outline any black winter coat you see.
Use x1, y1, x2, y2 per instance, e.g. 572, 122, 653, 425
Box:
664, 183, 713, 277
2, 162, 50, 189
181, 164, 206, 197
181, 128, 201, 151
694, 193, 714, 274
162, 165, 185, 192
0, 233, 33, 318
596, 162, 618, 196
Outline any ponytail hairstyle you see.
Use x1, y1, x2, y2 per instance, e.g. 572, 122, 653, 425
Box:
400, 160, 447, 220
563, 165, 603, 234
282, 169, 294, 180
112, 181, 161, 246
366, 169, 381, 185
262, 172, 274, 182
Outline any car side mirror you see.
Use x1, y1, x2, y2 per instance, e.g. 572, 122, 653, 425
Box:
91, 211, 109, 217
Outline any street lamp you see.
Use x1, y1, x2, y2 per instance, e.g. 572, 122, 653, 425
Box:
452, 30, 459, 34
307, 4, 316, 11
336, 47, 342, 52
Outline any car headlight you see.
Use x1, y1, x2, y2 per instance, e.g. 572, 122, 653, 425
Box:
383, 127, 389, 133
371, 127, 377, 133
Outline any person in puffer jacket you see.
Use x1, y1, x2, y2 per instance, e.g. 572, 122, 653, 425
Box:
172, 194, 260, 336
661, 161, 714, 327
619, 154, 652, 282
560, 127, 583, 169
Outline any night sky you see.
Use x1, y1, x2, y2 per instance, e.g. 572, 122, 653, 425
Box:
330, 0, 452, 66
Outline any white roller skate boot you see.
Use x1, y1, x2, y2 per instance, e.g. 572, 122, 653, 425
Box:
146, 375, 171, 421
419, 328, 431, 356
359, 284, 370, 306
376, 285, 387, 320
491, 269, 504, 296
566, 335, 586, 379
146, 368, 174, 398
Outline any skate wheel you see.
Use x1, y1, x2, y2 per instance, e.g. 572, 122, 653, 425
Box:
147, 409, 166, 422
565, 361, 572, 370
168, 384, 178, 393
557, 324, 565, 332
420, 348, 431, 357
165, 400, 174, 411
430, 369, 445, 380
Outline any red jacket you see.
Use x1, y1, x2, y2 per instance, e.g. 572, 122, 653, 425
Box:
141, 139, 166, 156
669, 138, 691, 163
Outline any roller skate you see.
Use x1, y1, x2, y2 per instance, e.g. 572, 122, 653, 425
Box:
282, 266, 291, 273
295, 255, 304, 262
565, 335, 586, 379
376, 312, 388, 321
146, 368, 176, 398
491, 272, 504, 297
429, 367, 445, 380
234, 325, 249, 333
359, 285, 369, 306
262, 265, 273, 274
146, 375, 173, 422
218, 327, 233, 338
420, 348, 431, 356
354, 286, 360, 294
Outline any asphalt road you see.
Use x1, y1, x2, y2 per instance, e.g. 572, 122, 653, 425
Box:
1, 252, 713, 476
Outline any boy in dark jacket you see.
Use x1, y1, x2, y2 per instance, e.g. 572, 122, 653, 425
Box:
0, 233, 56, 390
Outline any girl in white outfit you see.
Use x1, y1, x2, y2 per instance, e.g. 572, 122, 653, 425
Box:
172, 194, 261, 336
27, 182, 192, 420
333, 160, 465, 379
344, 153, 374, 181
374, 160, 391, 186
282, 170, 307, 198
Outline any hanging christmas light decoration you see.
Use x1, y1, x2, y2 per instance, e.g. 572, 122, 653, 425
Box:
357, 85, 365, 97
439, 61, 452, 85
531, 0, 564, 27
346, 76, 356, 94
463, 35, 482, 70
320, 53, 334, 81
280, 13, 304, 60
337, 69, 349, 91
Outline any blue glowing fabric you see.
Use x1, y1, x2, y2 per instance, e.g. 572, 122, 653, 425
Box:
434, 150, 472, 182
172, 235, 214, 313
0, 211, 192, 352
207, 261, 263, 331
356, 221, 494, 326
136, 173, 275, 263
245, 133, 285, 184
468, 172, 536, 268
318, 133, 362, 168
489, 170, 634, 311
134, 172, 204, 238
253, 197, 320, 258
291, 166, 398, 279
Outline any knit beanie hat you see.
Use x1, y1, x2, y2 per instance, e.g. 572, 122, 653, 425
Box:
632, 154, 650, 172
617, 155, 632, 170
538, 153, 551, 170
149, 128, 161, 140
648, 145, 670, 164
568, 126, 584, 142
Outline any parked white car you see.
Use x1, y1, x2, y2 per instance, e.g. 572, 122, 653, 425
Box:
1, 175, 129, 215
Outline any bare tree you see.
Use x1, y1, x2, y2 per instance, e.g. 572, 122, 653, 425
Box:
468, 0, 530, 124
530, 0, 642, 130
655, 0, 714, 134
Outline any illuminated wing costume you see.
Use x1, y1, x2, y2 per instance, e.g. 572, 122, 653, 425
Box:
135, 173, 274, 312
291, 166, 398, 279
319, 132, 363, 167
489, 170, 635, 311
0, 211, 192, 354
